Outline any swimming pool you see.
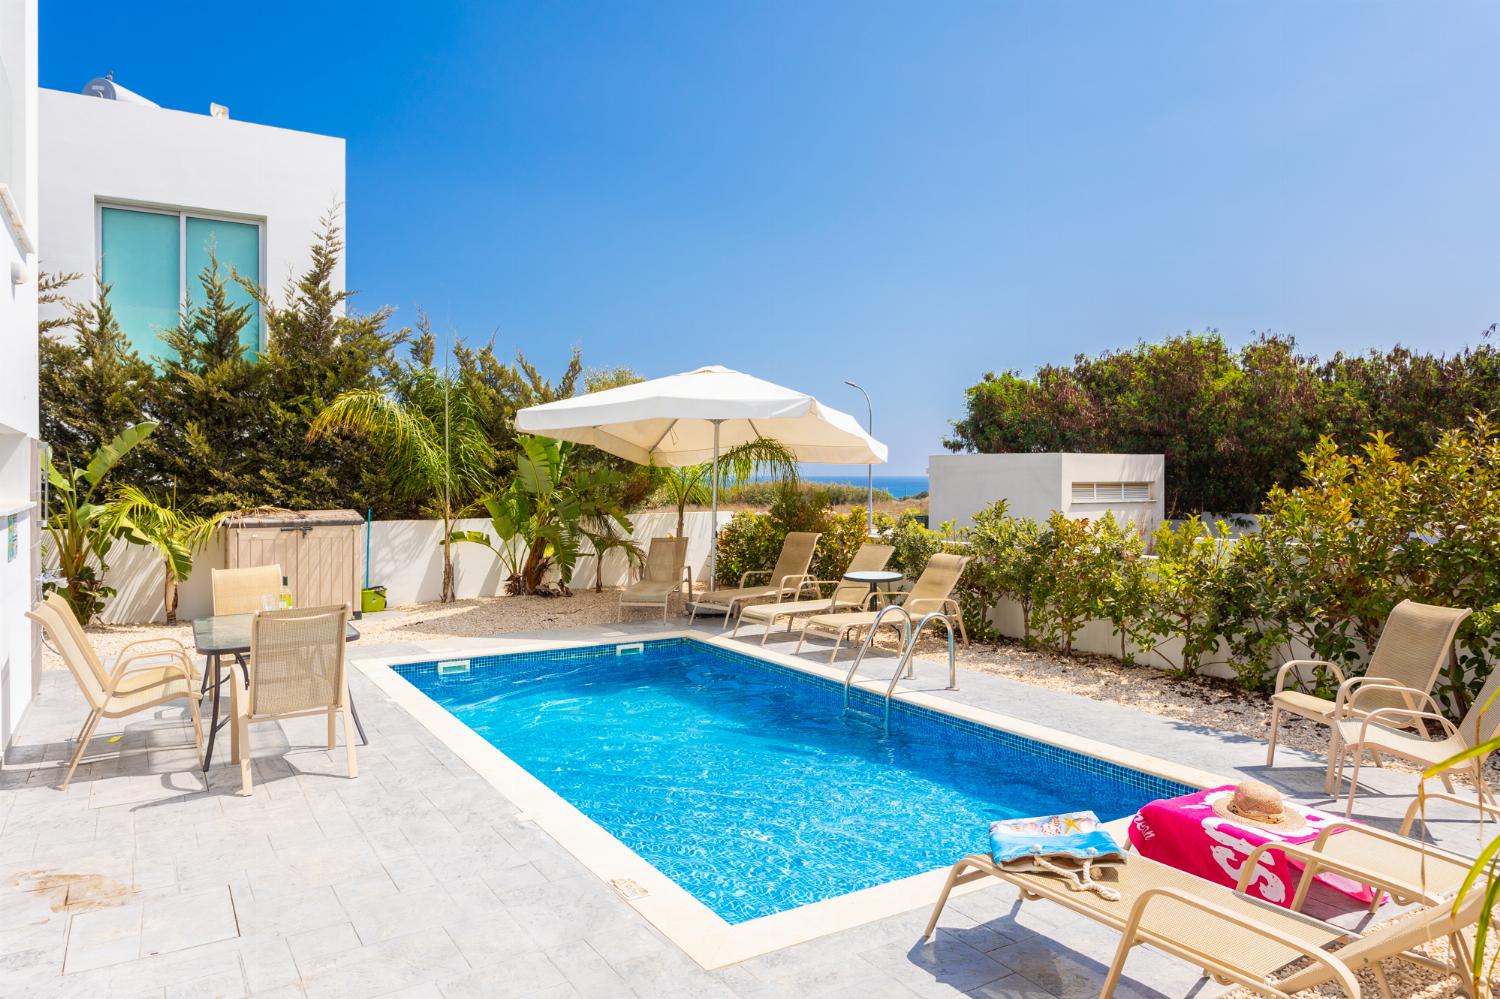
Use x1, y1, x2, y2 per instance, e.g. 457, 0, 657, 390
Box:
391, 637, 1192, 925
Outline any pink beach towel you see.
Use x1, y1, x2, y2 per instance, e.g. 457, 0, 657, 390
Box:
1127, 785, 1377, 907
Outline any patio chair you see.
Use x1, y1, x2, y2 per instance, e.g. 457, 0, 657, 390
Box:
924, 839, 1484, 999
795, 553, 970, 663
208, 563, 287, 693
618, 537, 691, 623
687, 531, 820, 630
1265, 600, 1471, 787
1332, 656, 1500, 817
211, 564, 285, 615
732, 543, 894, 644
229, 604, 356, 795
25, 593, 203, 789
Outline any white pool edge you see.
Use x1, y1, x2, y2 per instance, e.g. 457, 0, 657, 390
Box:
352, 629, 1231, 969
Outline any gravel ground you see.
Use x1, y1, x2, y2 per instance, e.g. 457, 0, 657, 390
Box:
1226, 930, 1494, 998
52, 592, 1494, 997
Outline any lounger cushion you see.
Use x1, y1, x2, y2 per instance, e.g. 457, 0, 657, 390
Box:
621, 581, 681, 602
694, 585, 778, 608
739, 597, 845, 622
1271, 689, 1341, 722
801, 609, 899, 632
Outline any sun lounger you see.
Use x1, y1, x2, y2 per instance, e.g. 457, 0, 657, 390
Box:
619, 537, 691, 623
688, 531, 820, 629
733, 543, 894, 644
925, 840, 1483, 999
795, 552, 969, 662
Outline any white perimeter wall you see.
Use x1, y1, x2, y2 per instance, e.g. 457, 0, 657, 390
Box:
99, 511, 732, 625
928, 452, 1166, 535
0, 0, 40, 750
37, 88, 345, 328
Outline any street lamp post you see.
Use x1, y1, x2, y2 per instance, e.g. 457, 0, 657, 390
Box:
845, 380, 874, 537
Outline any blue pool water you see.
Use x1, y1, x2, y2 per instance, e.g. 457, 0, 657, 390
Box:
394, 639, 1189, 924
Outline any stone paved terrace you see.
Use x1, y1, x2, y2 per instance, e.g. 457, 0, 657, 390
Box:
0, 619, 1486, 999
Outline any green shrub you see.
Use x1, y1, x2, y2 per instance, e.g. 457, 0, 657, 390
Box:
962, 502, 1040, 643
724, 421, 1500, 718
714, 484, 866, 587
1138, 517, 1238, 677
1029, 513, 1098, 655
1092, 513, 1151, 664
879, 508, 947, 577
1239, 419, 1500, 711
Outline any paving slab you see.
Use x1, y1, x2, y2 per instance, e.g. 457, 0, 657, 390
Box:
1, 620, 1489, 998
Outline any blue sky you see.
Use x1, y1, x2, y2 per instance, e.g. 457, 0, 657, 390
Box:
42, 2, 1500, 474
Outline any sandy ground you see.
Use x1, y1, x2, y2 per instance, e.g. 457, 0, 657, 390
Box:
50, 591, 1494, 997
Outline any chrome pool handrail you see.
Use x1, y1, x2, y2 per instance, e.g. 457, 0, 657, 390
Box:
842, 604, 912, 721
895, 612, 958, 694
842, 606, 960, 735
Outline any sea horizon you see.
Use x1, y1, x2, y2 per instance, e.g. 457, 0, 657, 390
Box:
802, 473, 928, 498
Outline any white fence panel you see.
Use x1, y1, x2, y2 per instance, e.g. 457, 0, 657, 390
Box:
97, 510, 731, 624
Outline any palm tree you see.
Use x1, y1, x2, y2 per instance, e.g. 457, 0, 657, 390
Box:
582, 523, 645, 593
112, 485, 227, 624
309, 333, 491, 602
655, 438, 800, 537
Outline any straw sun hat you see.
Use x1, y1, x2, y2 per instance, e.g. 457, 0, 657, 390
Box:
1210, 780, 1307, 833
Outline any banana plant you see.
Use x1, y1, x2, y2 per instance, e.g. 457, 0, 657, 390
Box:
112, 485, 228, 624
448, 490, 530, 586
43, 422, 158, 622
452, 436, 635, 595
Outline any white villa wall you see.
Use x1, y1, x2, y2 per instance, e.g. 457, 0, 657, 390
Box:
0, 0, 40, 752
37, 88, 345, 336
99, 511, 732, 625
927, 452, 1165, 535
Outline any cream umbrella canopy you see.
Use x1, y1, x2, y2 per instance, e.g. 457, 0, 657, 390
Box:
514, 365, 887, 590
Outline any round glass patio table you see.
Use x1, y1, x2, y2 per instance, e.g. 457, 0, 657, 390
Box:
192, 612, 364, 772
842, 569, 904, 605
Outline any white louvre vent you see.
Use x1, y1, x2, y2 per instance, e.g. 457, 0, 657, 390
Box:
1071, 482, 1152, 503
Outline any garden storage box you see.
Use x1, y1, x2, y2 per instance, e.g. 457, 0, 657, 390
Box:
222, 509, 364, 615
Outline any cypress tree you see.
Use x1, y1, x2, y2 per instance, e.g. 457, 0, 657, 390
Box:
254, 214, 409, 514
38, 274, 158, 475
152, 256, 265, 510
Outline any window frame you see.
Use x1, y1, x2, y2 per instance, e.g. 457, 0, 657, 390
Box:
95, 200, 267, 351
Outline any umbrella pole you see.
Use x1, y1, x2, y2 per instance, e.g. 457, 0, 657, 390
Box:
709, 419, 721, 592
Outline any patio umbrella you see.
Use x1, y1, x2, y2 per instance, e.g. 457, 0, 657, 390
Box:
514, 365, 887, 590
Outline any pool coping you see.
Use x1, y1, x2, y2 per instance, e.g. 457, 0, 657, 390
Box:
351, 629, 1232, 969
